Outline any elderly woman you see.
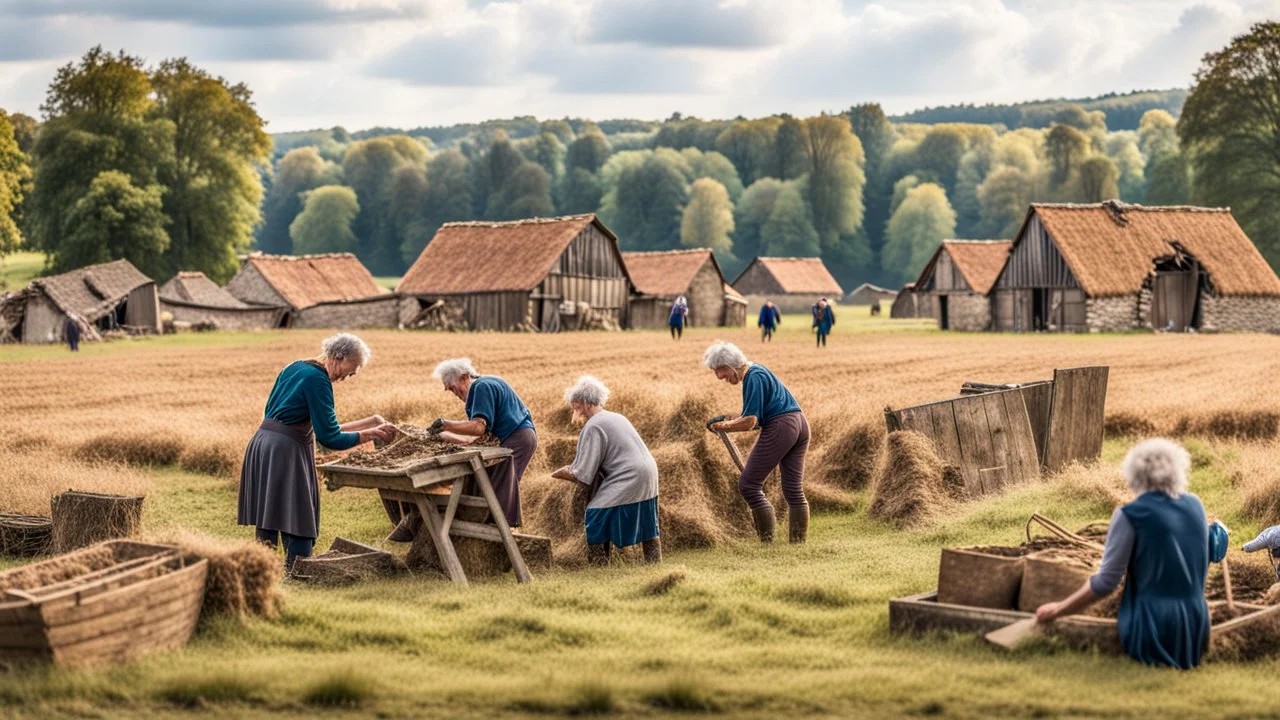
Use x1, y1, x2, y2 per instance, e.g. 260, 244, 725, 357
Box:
704, 341, 809, 544
431, 358, 537, 528
669, 295, 689, 340
811, 298, 835, 348
758, 300, 781, 343
1036, 439, 1210, 670
238, 333, 394, 571
551, 376, 661, 566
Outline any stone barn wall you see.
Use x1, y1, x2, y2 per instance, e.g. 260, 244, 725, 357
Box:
294, 296, 401, 329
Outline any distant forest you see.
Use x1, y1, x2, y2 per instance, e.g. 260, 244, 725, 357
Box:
889, 89, 1188, 131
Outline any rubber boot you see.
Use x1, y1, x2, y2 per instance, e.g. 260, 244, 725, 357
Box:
788, 503, 810, 544
751, 505, 776, 543
642, 538, 662, 564
385, 505, 421, 543
587, 542, 611, 566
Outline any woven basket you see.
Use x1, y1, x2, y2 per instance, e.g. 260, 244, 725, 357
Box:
0, 513, 53, 557
937, 546, 1025, 609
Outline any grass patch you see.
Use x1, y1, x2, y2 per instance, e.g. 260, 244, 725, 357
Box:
643, 680, 719, 712
154, 673, 263, 708
567, 682, 618, 715
301, 669, 375, 708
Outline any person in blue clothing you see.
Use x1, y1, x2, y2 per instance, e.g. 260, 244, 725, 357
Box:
238, 333, 395, 571
668, 295, 689, 340
704, 341, 809, 544
431, 358, 538, 529
811, 297, 835, 347
1242, 524, 1280, 579
1036, 439, 1210, 670
757, 300, 781, 342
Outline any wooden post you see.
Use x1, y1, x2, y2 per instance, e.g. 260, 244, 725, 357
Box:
414, 495, 468, 586
468, 455, 532, 583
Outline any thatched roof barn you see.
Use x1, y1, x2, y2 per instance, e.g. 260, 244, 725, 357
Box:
844, 283, 897, 306
731, 256, 844, 312
159, 272, 286, 330
623, 249, 748, 328
993, 201, 1280, 332
915, 240, 1012, 331
225, 253, 400, 329
397, 215, 634, 332
889, 282, 935, 319
0, 259, 160, 344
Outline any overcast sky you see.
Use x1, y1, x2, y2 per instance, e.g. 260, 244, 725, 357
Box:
0, 0, 1275, 133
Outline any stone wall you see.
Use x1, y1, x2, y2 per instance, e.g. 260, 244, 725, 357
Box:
1200, 295, 1280, 333
687, 260, 725, 327
294, 296, 401, 329
943, 293, 990, 331
741, 293, 827, 314
161, 301, 284, 330
225, 265, 290, 308
1085, 295, 1140, 332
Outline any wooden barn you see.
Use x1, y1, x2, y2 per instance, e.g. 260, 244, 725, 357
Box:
225, 253, 400, 329
993, 202, 1280, 333
624, 249, 748, 328
397, 215, 634, 332
889, 282, 935, 319
731, 257, 844, 313
843, 283, 897, 306
914, 240, 1012, 331
0, 259, 160, 344
160, 272, 286, 330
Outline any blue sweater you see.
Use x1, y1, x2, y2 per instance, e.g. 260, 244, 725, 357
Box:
466, 376, 535, 442
740, 364, 801, 428
263, 360, 360, 450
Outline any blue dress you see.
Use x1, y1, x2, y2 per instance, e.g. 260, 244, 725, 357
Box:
1117, 492, 1210, 669
758, 305, 779, 329
812, 305, 835, 334
668, 303, 688, 328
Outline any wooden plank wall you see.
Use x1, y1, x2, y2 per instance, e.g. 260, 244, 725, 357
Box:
1044, 367, 1109, 471
1018, 381, 1054, 465
997, 214, 1081, 291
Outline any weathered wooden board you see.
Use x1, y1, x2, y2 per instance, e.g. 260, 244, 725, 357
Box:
1044, 367, 1109, 471
1017, 381, 1054, 465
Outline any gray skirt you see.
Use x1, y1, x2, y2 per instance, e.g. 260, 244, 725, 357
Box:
237, 419, 319, 538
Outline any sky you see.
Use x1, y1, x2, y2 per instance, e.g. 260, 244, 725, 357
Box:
0, 0, 1276, 133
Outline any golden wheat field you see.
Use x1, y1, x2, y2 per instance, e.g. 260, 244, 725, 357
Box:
4, 310, 1280, 718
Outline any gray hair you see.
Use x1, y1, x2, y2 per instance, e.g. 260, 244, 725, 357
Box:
564, 375, 610, 408
703, 341, 748, 370
1121, 438, 1190, 499
432, 357, 479, 386
320, 333, 371, 366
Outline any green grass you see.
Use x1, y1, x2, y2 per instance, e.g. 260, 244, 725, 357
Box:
373, 275, 400, 291
2, 436, 1276, 718
0, 251, 46, 292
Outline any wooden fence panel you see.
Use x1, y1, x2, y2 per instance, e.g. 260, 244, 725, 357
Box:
1044, 367, 1109, 471
1018, 382, 1054, 466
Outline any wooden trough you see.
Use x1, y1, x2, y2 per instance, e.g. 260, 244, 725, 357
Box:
0, 540, 208, 668
291, 537, 407, 585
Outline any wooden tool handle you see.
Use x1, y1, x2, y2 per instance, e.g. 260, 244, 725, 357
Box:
1222, 558, 1236, 614
716, 430, 745, 473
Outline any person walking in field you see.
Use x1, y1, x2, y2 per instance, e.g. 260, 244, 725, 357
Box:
64, 313, 81, 352
811, 297, 835, 348
704, 341, 809, 544
429, 358, 538, 529
238, 333, 395, 572
551, 376, 661, 566
1036, 439, 1210, 670
758, 300, 781, 342
668, 295, 689, 340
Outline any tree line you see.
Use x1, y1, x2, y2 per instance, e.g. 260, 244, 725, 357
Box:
1, 25, 1278, 290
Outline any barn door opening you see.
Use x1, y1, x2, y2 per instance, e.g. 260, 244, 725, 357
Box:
937, 295, 950, 330
1151, 251, 1202, 332
1031, 289, 1047, 331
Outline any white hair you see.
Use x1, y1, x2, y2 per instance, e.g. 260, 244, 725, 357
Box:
564, 375, 610, 408
703, 341, 748, 370
320, 333, 371, 366
1122, 438, 1190, 498
432, 357, 479, 386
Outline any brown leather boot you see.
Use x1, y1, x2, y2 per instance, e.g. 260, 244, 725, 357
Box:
642, 538, 662, 564
751, 505, 776, 543
788, 503, 809, 544
587, 542, 611, 566
385, 505, 421, 543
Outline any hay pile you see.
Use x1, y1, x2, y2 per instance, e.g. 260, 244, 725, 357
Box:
155, 531, 283, 619
51, 490, 144, 552
810, 421, 885, 491
1207, 554, 1278, 603
1173, 411, 1280, 441
1104, 412, 1158, 439
868, 431, 959, 527
0, 545, 115, 592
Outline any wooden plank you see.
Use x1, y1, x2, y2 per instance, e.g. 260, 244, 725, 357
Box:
952, 395, 997, 495
998, 389, 1040, 484
415, 496, 468, 586
1018, 382, 1053, 465
408, 463, 475, 489
891, 404, 936, 435
1045, 367, 1108, 471
926, 402, 965, 474
979, 392, 1012, 494
469, 456, 532, 584
441, 471, 466, 535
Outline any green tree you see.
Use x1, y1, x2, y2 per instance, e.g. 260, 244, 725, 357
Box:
889, 175, 920, 215
1145, 152, 1191, 205
761, 183, 819, 257
0, 110, 29, 256
559, 167, 603, 215
1075, 156, 1120, 203
773, 116, 807, 180
680, 177, 734, 257
566, 127, 611, 174
422, 148, 474, 242
1044, 124, 1089, 190
848, 104, 896, 280
8, 113, 37, 155
1105, 132, 1146, 202
882, 183, 955, 285
388, 165, 430, 265
801, 114, 865, 245
680, 148, 744, 200
60, 170, 168, 276
953, 147, 991, 237
913, 125, 968, 194
490, 163, 554, 220
599, 151, 689, 251
731, 177, 786, 271
714, 118, 779, 186
257, 147, 339, 255
289, 185, 360, 255
525, 131, 566, 183
1179, 21, 1280, 262
1138, 109, 1179, 159
541, 119, 575, 145
977, 166, 1032, 239
342, 135, 428, 273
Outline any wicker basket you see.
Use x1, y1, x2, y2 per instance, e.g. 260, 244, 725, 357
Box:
1017, 549, 1097, 612
0, 514, 53, 557
937, 546, 1025, 609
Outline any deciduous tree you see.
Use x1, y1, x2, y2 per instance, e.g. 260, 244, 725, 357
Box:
290, 185, 360, 255
680, 177, 735, 257
60, 170, 168, 276
882, 183, 955, 285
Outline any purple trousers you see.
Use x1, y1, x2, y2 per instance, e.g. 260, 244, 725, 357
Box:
489, 428, 537, 527
739, 411, 809, 510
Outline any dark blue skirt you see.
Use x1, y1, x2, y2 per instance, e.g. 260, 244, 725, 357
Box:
585, 497, 659, 547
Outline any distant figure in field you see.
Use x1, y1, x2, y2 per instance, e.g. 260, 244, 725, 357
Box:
1036, 439, 1210, 670
870, 301, 881, 317
64, 313, 81, 352
238, 333, 394, 572
704, 341, 809, 545
811, 297, 835, 348
1242, 524, 1280, 579
757, 300, 781, 342
551, 375, 661, 566
668, 295, 689, 340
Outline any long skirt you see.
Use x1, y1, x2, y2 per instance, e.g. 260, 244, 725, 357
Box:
586, 497, 660, 547
238, 419, 320, 539
488, 428, 537, 528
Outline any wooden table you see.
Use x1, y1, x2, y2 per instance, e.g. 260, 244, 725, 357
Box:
319, 447, 531, 586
